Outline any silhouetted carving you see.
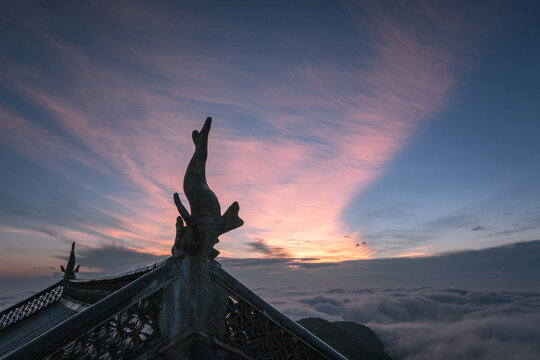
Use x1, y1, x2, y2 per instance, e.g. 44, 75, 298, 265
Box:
172, 117, 243, 258
60, 241, 80, 280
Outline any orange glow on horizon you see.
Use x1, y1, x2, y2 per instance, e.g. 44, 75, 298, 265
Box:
393, 252, 432, 258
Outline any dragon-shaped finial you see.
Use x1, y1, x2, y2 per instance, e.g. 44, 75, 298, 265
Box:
172, 117, 244, 258
60, 241, 80, 280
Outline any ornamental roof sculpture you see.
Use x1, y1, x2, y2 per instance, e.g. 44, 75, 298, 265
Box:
172, 117, 243, 259
60, 242, 80, 280
0, 118, 348, 360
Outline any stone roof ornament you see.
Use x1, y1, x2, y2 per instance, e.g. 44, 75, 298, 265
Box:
172, 117, 243, 259
60, 241, 80, 280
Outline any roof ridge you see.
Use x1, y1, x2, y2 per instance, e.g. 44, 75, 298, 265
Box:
68, 257, 168, 282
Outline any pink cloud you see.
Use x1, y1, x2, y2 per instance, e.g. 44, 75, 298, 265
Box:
205, 5, 469, 261
0, 1, 480, 264
0, 105, 111, 187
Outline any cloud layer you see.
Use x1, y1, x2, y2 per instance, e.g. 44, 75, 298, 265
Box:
254, 286, 540, 360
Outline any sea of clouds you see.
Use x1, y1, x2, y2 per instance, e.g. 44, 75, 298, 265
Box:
254, 286, 540, 360
3, 283, 539, 359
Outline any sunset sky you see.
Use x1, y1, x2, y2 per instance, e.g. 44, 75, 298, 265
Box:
1, 0, 539, 278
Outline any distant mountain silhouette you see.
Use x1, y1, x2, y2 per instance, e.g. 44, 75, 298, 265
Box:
298, 318, 394, 360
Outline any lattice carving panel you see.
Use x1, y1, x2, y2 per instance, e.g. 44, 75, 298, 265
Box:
0, 284, 63, 331
225, 295, 326, 360
48, 291, 162, 360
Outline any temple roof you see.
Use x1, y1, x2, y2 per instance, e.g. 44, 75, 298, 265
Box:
0, 255, 347, 360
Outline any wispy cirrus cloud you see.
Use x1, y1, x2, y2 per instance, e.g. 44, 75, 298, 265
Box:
0, 1, 486, 267
203, 1, 480, 260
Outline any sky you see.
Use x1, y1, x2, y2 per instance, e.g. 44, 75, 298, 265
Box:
2, 0, 540, 276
